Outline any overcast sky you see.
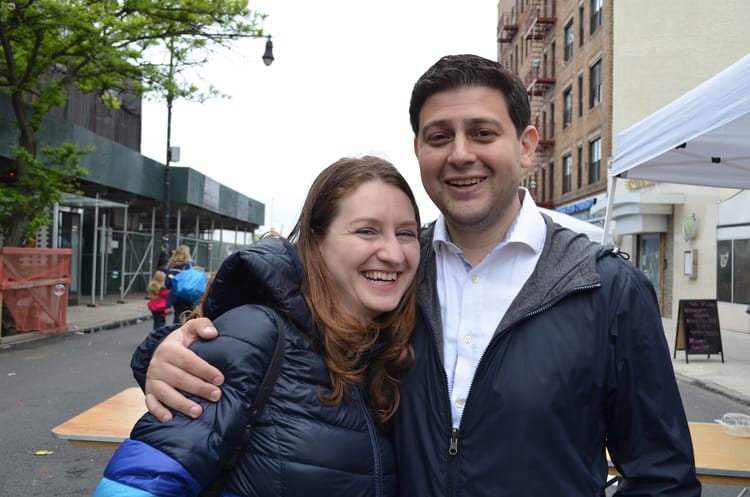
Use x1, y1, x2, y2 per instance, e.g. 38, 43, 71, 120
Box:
140, 1, 498, 235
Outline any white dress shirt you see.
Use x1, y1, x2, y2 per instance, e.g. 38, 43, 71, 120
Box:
432, 190, 546, 427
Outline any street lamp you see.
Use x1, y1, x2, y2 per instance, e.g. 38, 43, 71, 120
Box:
262, 35, 274, 66
159, 40, 177, 270
160, 35, 274, 269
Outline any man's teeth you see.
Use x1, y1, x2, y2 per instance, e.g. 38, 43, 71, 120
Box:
449, 178, 482, 186
364, 271, 397, 282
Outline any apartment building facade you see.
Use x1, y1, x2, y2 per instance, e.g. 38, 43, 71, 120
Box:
497, 0, 610, 219
496, 0, 749, 330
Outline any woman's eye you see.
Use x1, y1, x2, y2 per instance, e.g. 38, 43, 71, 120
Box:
356, 228, 377, 236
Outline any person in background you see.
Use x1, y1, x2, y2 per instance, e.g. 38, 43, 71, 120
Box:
134, 55, 700, 496
93, 156, 421, 497
165, 244, 196, 324
156, 246, 170, 272
146, 270, 169, 330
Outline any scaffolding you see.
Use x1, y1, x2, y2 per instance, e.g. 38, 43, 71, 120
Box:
50, 194, 254, 307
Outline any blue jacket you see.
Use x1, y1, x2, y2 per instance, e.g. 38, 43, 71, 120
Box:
392, 218, 700, 497
97, 238, 397, 497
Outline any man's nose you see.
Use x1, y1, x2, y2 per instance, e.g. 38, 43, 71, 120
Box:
448, 135, 476, 165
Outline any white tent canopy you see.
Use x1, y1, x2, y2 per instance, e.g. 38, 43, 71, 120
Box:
611, 53, 750, 187
539, 207, 603, 243
603, 53, 750, 241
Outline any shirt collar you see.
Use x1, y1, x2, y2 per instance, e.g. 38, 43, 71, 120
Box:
431, 187, 546, 256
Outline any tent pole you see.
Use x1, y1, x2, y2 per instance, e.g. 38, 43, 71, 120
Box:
602, 176, 618, 245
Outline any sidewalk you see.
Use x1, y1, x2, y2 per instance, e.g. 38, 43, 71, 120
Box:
3, 297, 749, 406
0, 293, 154, 347
663, 317, 750, 406
66, 293, 154, 333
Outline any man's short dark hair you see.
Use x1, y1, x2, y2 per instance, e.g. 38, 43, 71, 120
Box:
409, 54, 531, 138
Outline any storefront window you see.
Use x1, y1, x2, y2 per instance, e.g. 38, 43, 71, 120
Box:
718, 238, 750, 304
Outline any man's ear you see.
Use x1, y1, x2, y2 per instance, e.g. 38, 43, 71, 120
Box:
520, 125, 539, 170
413, 137, 419, 158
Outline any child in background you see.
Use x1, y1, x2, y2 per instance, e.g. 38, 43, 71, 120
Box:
146, 271, 169, 330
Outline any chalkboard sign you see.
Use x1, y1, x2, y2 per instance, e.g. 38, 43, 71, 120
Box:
674, 299, 724, 363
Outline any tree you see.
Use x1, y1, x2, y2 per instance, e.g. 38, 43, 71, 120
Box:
0, 0, 267, 246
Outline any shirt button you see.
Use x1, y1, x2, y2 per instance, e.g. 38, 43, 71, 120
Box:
463, 335, 472, 344
455, 399, 465, 408
471, 274, 479, 283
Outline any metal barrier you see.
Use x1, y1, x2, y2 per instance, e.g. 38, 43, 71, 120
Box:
0, 248, 72, 337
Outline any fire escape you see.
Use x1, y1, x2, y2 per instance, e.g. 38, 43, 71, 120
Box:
522, 0, 556, 200
497, 11, 518, 70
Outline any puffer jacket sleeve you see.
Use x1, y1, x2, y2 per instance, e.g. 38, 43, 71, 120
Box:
603, 258, 700, 496
99, 304, 281, 496
130, 323, 181, 389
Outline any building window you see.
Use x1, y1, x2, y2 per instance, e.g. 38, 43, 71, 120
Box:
588, 136, 601, 183
550, 41, 556, 76
578, 74, 584, 117
590, 0, 603, 34
564, 21, 574, 61
550, 100, 556, 137
562, 153, 572, 194
563, 86, 572, 128
717, 239, 750, 304
589, 58, 602, 108
549, 161, 555, 199
579, 6, 584, 46
577, 145, 583, 189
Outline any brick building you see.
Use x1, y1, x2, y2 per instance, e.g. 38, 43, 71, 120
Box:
496, 0, 749, 330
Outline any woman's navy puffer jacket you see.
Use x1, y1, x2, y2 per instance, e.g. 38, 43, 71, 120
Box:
97, 237, 397, 497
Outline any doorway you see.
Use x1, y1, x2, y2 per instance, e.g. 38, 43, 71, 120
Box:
637, 233, 664, 310
56, 208, 83, 305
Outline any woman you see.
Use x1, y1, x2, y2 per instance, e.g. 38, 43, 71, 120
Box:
93, 156, 421, 497
165, 244, 198, 323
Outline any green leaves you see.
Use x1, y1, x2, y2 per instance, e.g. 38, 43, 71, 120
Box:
0, 0, 267, 245
0, 144, 89, 245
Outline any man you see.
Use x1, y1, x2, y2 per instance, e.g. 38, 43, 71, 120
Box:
132, 54, 700, 496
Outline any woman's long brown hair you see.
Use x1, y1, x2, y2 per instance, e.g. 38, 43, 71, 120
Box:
288, 156, 420, 429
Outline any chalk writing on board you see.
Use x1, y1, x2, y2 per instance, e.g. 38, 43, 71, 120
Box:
675, 299, 723, 363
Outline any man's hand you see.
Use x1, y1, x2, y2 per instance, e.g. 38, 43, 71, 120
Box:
144, 317, 224, 422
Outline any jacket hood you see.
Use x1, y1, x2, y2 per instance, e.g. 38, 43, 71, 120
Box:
203, 237, 312, 331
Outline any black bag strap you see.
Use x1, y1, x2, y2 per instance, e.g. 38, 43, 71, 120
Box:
199, 312, 286, 497
244, 312, 285, 430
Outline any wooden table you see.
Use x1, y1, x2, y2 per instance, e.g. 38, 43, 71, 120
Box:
688, 422, 750, 487
51, 387, 146, 449
606, 421, 750, 490
52, 389, 750, 490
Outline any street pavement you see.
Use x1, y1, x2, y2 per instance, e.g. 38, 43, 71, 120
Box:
3, 293, 750, 406
0, 294, 748, 496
